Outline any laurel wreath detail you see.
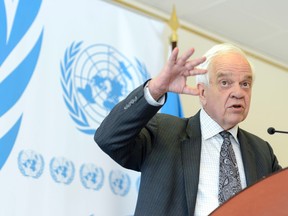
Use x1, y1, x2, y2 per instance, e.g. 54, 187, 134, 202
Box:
17, 150, 44, 179
60, 41, 96, 135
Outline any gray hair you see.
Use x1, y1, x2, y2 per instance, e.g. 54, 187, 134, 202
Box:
195, 43, 254, 85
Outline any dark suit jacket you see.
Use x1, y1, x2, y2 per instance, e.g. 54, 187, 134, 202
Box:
95, 84, 281, 216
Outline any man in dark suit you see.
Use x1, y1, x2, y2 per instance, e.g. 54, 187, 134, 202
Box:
94, 43, 281, 215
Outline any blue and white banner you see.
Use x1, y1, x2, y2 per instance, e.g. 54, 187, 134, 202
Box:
0, 0, 168, 215
161, 92, 184, 117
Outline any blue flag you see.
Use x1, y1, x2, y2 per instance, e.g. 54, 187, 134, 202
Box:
161, 92, 184, 117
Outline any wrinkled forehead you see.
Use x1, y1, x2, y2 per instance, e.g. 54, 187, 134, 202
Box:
208, 52, 253, 79
215, 71, 253, 83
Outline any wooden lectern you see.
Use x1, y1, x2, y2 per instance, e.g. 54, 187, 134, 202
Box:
210, 168, 288, 216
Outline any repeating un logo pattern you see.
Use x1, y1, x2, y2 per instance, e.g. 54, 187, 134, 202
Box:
80, 163, 104, 190
18, 150, 44, 178
0, 0, 43, 170
50, 157, 75, 185
60, 42, 150, 134
17, 149, 139, 196
109, 170, 131, 196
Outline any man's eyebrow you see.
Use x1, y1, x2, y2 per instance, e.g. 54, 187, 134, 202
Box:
243, 75, 253, 81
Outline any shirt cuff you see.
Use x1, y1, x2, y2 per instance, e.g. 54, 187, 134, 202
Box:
143, 83, 165, 106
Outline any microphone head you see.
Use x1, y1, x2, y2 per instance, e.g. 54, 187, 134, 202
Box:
267, 127, 275, 135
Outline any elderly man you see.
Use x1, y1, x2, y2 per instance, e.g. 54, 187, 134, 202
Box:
95, 43, 281, 215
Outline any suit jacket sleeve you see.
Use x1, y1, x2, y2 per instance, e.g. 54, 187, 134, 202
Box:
94, 84, 164, 171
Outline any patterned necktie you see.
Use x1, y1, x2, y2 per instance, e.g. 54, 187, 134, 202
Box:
218, 131, 242, 204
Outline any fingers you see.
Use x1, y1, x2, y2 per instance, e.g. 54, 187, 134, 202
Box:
169, 47, 206, 69
182, 85, 201, 96
169, 47, 195, 66
179, 48, 195, 63
164, 47, 207, 96
181, 55, 207, 76
168, 47, 179, 65
184, 56, 206, 69
174, 48, 206, 70
176, 48, 195, 66
191, 56, 206, 67
183, 68, 207, 77
186, 57, 206, 68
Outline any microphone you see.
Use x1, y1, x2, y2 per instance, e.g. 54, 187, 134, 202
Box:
267, 127, 288, 135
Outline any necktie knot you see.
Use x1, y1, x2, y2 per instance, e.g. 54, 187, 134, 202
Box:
219, 131, 230, 139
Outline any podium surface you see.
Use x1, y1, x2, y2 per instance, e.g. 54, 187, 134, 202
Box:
210, 168, 288, 216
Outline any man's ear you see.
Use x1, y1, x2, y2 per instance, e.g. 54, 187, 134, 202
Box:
197, 83, 207, 106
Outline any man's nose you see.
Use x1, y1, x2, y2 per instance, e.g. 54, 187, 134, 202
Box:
231, 85, 245, 99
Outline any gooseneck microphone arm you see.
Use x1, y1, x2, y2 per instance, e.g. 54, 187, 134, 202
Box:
267, 127, 288, 135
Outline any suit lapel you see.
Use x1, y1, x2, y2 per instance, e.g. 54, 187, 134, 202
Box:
181, 111, 202, 215
238, 129, 258, 186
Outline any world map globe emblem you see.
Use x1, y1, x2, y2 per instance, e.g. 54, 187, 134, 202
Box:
80, 163, 104, 190
18, 150, 44, 178
73, 44, 144, 128
109, 170, 131, 196
49, 157, 75, 185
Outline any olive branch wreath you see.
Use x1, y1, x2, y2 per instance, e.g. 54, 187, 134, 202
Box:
60, 41, 95, 134
60, 42, 150, 135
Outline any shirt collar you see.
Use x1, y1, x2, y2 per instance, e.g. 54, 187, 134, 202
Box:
200, 109, 239, 143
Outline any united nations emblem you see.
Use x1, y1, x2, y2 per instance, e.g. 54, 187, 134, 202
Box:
79, 163, 104, 190
18, 150, 44, 178
109, 170, 131, 196
60, 42, 150, 134
49, 157, 75, 185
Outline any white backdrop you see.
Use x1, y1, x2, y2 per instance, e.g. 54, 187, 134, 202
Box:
0, 0, 167, 215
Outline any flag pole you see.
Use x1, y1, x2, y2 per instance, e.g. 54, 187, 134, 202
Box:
168, 5, 179, 51
161, 5, 184, 118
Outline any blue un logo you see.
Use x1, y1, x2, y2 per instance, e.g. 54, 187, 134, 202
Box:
50, 157, 75, 185
18, 150, 44, 179
60, 42, 149, 134
80, 163, 104, 190
109, 170, 131, 196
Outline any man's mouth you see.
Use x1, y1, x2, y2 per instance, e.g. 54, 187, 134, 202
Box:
228, 104, 244, 111
232, 105, 243, 108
